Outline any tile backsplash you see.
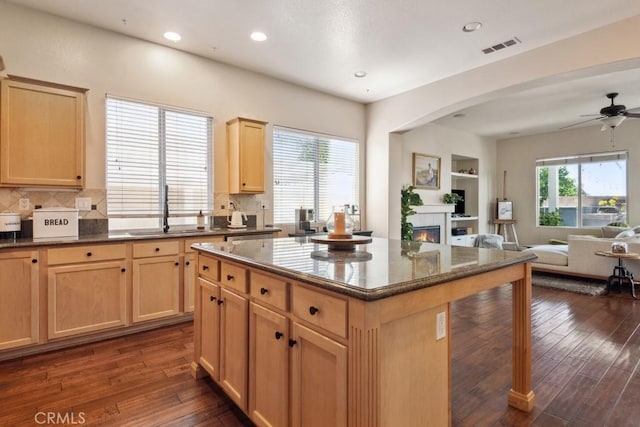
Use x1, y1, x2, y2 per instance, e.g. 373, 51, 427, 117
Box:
0, 188, 107, 219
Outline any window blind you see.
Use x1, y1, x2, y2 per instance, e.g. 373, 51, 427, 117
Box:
106, 96, 212, 222
273, 127, 359, 224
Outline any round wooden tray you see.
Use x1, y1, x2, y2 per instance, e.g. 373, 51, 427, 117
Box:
310, 234, 372, 251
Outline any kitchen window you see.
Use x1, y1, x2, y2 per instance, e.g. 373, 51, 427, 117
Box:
106, 96, 213, 230
273, 126, 359, 225
536, 151, 627, 228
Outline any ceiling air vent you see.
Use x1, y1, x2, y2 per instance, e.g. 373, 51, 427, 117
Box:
482, 37, 521, 54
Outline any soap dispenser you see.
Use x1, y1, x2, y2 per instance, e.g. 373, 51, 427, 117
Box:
197, 210, 205, 230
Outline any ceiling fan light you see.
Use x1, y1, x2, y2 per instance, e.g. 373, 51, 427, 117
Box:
600, 115, 626, 131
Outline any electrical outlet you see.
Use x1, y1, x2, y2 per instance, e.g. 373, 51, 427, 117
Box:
19, 198, 30, 211
436, 312, 446, 340
75, 197, 92, 211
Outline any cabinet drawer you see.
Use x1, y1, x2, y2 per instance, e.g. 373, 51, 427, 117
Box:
184, 236, 225, 253
292, 285, 347, 338
133, 240, 179, 258
250, 271, 288, 311
198, 254, 220, 283
221, 262, 248, 294
48, 244, 126, 265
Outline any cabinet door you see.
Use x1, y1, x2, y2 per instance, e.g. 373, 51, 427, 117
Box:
132, 255, 180, 322
228, 118, 265, 194
184, 253, 196, 313
291, 322, 347, 427
48, 260, 127, 339
199, 278, 221, 380
220, 287, 249, 410
249, 302, 289, 427
0, 250, 39, 350
0, 77, 85, 187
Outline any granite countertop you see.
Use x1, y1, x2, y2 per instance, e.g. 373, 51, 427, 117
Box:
192, 236, 537, 301
0, 227, 281, 249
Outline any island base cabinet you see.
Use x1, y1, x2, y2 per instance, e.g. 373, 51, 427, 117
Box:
249, 302, 289, 427
199, 278, 220, 380
291, 322, 347, 427
48, 261, 127, 339
0, 250, 39, 350
220, 288, 249, 411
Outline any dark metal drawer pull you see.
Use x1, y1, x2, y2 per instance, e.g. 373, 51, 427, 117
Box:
260, 287, 268, 295
275, 331, 283, 340
226, 274, 234, 281
309, 306, 319, 315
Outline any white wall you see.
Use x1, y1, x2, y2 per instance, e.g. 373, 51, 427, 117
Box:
0, 2, 365, 224
496, 119, 640, 244
396, 123, 496, 240
366, 14, 640, 238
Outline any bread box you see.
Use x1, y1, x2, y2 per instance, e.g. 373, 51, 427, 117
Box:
33, 207, 79, 239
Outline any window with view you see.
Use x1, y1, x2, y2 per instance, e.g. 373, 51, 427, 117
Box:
536, 151, 627, 228
273, 127, 359, 226
106, 96, 213, 231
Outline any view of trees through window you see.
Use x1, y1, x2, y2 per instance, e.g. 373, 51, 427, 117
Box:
537, 152, 627, 228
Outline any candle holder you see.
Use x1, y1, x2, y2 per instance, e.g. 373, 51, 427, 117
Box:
326, 205, 354, 239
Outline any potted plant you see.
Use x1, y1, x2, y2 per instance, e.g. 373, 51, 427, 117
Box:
401, 185, 423, 241
442, 192, 464, 204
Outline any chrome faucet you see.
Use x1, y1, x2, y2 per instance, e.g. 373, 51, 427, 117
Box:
163, 184, 170, 233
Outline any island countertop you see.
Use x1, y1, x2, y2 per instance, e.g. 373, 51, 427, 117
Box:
192, 236, 537, 301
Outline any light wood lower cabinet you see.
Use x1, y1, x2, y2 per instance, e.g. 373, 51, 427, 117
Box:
249, 302, 289, 427
291, 322, 347, 427
196, 254, 348, 427
220, 287, 249, 410
0, 250, 39, 350
132, 255, 180, 322
48, 260, 127, 339
199, 278, 221, 379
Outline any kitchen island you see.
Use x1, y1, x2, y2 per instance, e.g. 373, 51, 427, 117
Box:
192, 237, 537, 426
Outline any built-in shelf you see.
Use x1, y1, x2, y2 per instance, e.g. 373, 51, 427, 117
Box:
451, 172, 478, 179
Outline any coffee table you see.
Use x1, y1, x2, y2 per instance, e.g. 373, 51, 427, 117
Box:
595, 251, 640, 299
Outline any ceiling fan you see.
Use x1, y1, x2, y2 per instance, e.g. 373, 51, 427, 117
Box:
561, 92, 640, 131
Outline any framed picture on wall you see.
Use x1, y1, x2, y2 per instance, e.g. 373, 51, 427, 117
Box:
412, 153, 440, 190
497, 200, 513, 220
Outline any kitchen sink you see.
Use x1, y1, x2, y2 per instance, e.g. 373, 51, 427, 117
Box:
121, 228, 222, 236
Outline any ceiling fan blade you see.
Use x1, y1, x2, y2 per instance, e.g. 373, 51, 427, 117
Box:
623, 112, 640, 118
559, 116, 603, 130
579, 114, 601, 117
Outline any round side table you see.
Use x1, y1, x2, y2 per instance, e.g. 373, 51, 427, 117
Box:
595, 251, 640, 299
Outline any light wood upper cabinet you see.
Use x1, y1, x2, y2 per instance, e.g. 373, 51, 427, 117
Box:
0, 250, 39, 350
227, 117, 267, 194
0, 76, 86, 188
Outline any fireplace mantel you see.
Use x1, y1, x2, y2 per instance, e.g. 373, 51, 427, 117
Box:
412, 204, 455, 214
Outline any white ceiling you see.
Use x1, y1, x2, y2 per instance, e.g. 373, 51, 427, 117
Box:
8, 0, 640, 138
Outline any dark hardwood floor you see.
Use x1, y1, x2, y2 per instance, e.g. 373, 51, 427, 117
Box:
1, 284, 639, 426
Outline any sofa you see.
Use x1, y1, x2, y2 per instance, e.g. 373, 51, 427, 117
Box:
522, 234, 640, 280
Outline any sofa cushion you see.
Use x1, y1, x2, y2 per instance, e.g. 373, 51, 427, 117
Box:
615, 229, 635, 239
601, 226, 630, 238
474, 234, 504, 249
522, 244, 568, 266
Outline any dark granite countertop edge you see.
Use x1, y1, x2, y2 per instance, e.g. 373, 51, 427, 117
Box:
193, 244, 537, 301
0, 227, 281, 249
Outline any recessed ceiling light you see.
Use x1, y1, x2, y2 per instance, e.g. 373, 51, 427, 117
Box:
462, 22, 482, 32
250, 31, 267, 42
163, 31, 181, 42
354, 71, 367, 78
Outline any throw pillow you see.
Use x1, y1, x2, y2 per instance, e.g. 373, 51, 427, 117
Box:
601, 226, 630, 238
615, 229, 635, 239
633, 225, 640, 234
475, 234, 504, 249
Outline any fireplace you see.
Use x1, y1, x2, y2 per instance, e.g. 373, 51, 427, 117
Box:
413, 225, 440, 243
